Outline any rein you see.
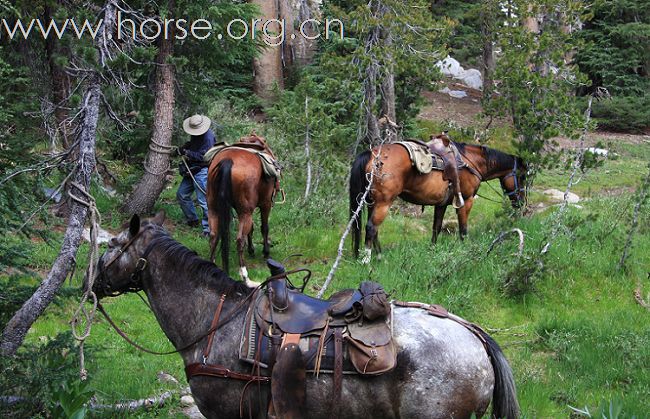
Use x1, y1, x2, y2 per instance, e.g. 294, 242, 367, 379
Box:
455, 144, 525, 203
96, 230, 260, 356
454, 145, 503, 200
97, 288, 257, 356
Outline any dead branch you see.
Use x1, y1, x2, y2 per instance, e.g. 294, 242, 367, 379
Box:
619, 162, 650, 270
488, 228, 525, 257
317, 140, 386, 299
89, 391, 174, 411
541, 94, 594, 255
634, 284, 650, 312
303, 96, 312, 202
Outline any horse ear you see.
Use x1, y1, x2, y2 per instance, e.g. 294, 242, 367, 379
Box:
152, 210, 166, 226
129, 214, 141, 236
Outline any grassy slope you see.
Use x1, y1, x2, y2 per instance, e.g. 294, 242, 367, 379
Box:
5, 135, 650, 418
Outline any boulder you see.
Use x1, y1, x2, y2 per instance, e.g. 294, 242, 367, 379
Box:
543, 188, 580, 204
436, 56, 463, 77
439, 86, 468, 98
457, 68, 483, 90
586, 147, 609, 157
180, 395, 195, 407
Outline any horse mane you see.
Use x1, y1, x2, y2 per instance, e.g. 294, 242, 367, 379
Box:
453, 141, 519, 172
145, 225, 252, 296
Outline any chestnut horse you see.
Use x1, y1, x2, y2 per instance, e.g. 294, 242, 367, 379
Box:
207, 133, 279, 284
350, 142, 527, 262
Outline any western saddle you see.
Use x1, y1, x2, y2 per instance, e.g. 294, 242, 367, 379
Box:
246, 260, 395, 418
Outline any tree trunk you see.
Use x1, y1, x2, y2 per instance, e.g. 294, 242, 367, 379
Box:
293, 0, 319, 66
278, 0, 294, 71
44, 0, 72, 150
0, 76, 101, 356
251, 0, 284, 99
122, 0, 176, 216
480, 1, 495, 94
380, 31, 396, 122
364, 57, 381, 145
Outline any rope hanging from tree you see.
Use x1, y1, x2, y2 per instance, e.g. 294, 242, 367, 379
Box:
68, 181, 101, 381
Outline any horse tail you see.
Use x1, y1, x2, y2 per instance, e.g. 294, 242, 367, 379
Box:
214, 159, 234, 274
349, 150, 372, 258
478, 329, 520, 419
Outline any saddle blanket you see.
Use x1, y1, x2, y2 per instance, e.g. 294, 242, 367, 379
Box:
203, 144, 280, 179
395, 141, 445, 174
395, 140, 466, 175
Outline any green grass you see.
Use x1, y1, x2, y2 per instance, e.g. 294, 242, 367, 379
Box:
2, 137, 649, 418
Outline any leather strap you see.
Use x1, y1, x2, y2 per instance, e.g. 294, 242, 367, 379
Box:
393, 300, 449, 318
186, 363, 270, 383
282, 333, 301, 348
333, 328, 344, 417
203, 294, 227, 363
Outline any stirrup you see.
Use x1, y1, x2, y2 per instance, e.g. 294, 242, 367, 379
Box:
453, 193, 465, 209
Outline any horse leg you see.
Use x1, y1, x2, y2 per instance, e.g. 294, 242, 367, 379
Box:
208, 208, 220, 263
236, 212, 259, 288
373, 232, 383, 260
260, 204, 272, 259
432, 205, 447, 244
456, 196, 474, 240
363, 203, 389, 264
247, 224, 254, 257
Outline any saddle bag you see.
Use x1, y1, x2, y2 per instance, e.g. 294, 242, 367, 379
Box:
345, 317, 396, 375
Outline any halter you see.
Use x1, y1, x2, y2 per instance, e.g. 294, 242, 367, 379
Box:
95, 228, 155, 297
501, 158, 526, 200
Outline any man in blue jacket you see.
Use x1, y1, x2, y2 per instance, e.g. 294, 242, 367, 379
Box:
177, 114, 215, 236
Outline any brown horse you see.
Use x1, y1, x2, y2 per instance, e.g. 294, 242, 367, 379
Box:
350, 141, 527, 262
207, 132, 279, 284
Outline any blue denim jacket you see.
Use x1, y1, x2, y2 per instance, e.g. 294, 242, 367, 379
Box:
181, 129, 216, 167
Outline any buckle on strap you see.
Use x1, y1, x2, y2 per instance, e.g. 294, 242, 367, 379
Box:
135, 258, 148, 271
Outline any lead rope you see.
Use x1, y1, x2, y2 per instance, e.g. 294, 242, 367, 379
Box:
68, 181, 101, 381
180, 153, 208, 195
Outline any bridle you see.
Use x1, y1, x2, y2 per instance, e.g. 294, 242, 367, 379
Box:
500, 158, 527, 204
454, 142, 527, 205
95, 228, 152, 298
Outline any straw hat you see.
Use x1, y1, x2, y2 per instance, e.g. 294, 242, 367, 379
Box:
183, 114, 211, 136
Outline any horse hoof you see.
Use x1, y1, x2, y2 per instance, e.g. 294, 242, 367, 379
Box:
360, 249, 372, 265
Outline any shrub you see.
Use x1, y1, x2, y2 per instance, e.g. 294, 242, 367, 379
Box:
591, 95, 650, 133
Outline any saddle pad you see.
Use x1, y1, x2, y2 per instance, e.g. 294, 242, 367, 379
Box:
395, 141, 446, 174
240, 305, 356, 374
203, 145, 280, 178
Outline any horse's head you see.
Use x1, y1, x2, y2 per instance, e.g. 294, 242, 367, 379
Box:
90, 211, 166, 299
499, 157, 528, 208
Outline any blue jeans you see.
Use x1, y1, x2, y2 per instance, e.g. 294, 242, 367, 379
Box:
176, 168, 209, 233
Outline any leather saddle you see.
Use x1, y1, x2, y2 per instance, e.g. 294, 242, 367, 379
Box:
243, 260, 396, 418
257, 260, 362, 334
233, 141, 267, 152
